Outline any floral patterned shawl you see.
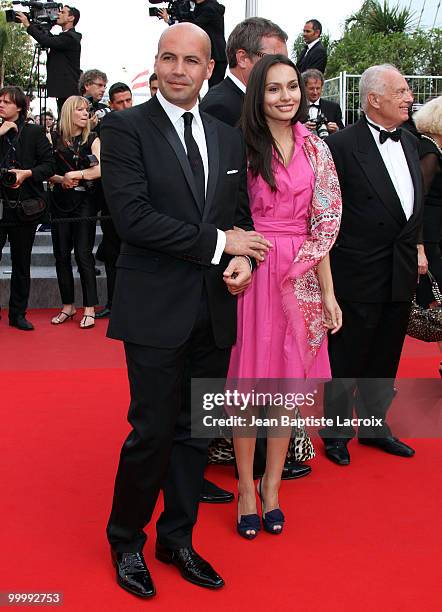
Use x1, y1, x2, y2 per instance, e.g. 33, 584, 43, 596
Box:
280, 133, 342, 376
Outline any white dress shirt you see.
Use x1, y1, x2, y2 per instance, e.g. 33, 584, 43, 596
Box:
156, 90, 226, 264
305, 37, 321, 55
366, 116, 415, 220
308, 98, 321, 121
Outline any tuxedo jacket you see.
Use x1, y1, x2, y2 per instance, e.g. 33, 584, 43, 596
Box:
27, 25, 82, 98
317, 99, 344, 130
100, 96, 254, 349
199, 76, 244, 127
326, 118, 423, 303
297, 41, 327, 74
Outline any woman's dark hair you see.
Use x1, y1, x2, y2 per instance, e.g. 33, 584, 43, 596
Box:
241, 55, 308, 191
0, 86, 28, 122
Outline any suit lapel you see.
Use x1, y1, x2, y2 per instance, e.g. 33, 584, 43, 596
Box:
147, 97, 203, 215
201, 112, 219, 222
353, 119, 407, 226
401, 131, 422, 222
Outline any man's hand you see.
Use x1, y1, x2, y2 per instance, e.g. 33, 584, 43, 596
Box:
223, 256, 252, 295
15, 12, 30, 28
158, 8, 170, 22
327, 122, 339, 134
225, 227, 272, 262
305, 120, 316, 131
0, 121, 18, 137
89, 112, 99, 129
8, 168, 32, 189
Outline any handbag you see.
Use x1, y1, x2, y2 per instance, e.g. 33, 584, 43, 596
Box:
407, 271, 442, 342
18, 197, 46, 221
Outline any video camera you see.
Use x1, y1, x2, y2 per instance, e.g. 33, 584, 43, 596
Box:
5, 1, 62, 31
148, 0, 191, 22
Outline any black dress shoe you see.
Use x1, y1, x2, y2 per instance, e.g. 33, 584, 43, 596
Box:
111, 550, 156, 598
155, 543, 224, 589
322, 438, 350, 465
281, 462, 312, 480
200, 479, 234, 504
358, 436, 415, 457
95, 306, 112, 319
9, 316, 34, 331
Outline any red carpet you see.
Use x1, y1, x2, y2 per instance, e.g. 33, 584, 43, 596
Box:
1, 310, 441, 611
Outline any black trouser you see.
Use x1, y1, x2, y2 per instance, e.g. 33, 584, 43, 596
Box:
51, 195, 98, 307
107, 292, 231, 552
100, 216, 121, 309
208, 60, 227, 88
0, 223, 37, 320
321, 300, 412, 439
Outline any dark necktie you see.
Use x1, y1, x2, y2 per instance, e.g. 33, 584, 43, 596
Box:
182, 112, 205, 207
366, 118, 402, 145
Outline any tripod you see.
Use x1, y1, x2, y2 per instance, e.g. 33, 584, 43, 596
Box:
26, 42, 49, 128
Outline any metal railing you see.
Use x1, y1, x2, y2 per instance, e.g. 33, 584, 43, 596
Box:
323, 72, 442, 126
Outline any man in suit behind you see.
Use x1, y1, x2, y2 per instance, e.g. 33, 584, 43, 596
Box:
17, 6, 81, 115
101, 22, 271, 599
297, 19, 327, 75
200, 17, 288, 127
320, 64, 422, 465
302, 68, 344, 134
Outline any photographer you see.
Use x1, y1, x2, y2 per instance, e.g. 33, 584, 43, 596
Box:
49, 96, 101, 330
159, 0, 227, 87
0, 86, 54, 330
16, 5, 82, 115
79, 69, 110, 129
302, 68, 344, 138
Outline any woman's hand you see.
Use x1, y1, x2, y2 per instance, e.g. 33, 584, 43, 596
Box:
417, 244, 428, 276
322, 292, 343, 334
62, 171, 80, 189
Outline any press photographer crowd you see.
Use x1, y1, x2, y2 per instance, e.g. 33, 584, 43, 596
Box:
0, 0, 441, 599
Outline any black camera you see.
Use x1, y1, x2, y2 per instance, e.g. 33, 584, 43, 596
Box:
314, 113, 329, 140
0, 168, 18, 188
5, 1, 62, 31
148, 0, 191, 22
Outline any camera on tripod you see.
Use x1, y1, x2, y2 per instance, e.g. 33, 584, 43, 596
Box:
5, 1, 62, 31
0, 168, 18, 188
148, 0, 191, 22
314, 113, 330, 140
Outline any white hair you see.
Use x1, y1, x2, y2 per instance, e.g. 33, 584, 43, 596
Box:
359, 64, 402, 112
413, 96, 442, 137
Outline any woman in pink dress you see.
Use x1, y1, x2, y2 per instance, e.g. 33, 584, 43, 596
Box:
228, 55, 342, 538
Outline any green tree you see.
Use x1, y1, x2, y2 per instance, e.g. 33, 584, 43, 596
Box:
0, 1, 35, 89
346, 0, 416, 35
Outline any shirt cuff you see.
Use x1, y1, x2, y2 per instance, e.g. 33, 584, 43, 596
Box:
211, 229, 226, 265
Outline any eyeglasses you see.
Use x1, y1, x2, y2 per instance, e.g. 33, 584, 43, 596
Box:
90, 82, 106, 88
254, 51, 269, 59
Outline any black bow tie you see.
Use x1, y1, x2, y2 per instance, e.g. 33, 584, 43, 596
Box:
309, 103, 320, 108
366, 118, 402, 144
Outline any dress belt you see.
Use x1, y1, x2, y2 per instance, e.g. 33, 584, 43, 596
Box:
253, 217, 308, 237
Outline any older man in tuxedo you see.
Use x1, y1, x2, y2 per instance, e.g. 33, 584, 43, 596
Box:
101, 22, 270, 598
321, 64, 422, 464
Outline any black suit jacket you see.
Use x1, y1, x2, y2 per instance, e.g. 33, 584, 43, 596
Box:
1, 123, 54, 203
27, 25, 82, 98
186, 0, 226, 62
326, 118, 423, 303
100, 96, 253, 349
318, 99, 344, 130
297, 41, 327, 74
200, 76, 244, 127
